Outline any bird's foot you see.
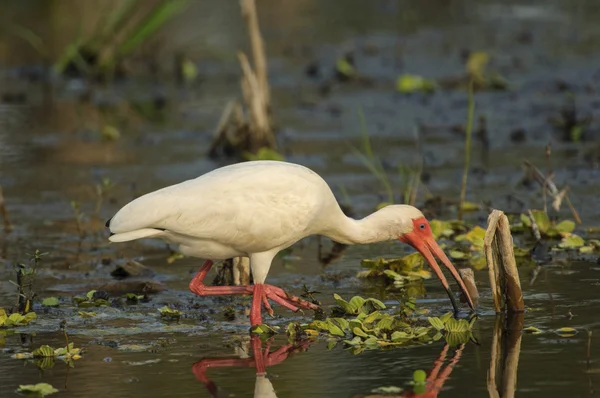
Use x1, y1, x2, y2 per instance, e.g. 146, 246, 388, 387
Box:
261, 284, 321, 313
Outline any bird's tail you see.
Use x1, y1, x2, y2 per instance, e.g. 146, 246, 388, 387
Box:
108, 228, 165, 243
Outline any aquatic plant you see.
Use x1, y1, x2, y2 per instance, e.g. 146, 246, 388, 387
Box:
350, 109, 422, 206
357, 253, 431, 288
287, 294, 476, 354
158, 306, 183, 320
458, 80, 475, 221
10, 250, 47, 315
0, 308, 37, 327
16, 383, 58, 396
73, 290, 110, 308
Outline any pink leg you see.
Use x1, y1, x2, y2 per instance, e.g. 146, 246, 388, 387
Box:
189, 260, 253, 296
250, 284, 265, 326
189, 261, 320, 326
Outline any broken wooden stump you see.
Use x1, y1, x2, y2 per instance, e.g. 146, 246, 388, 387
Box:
487, 313, 524, 398
484, 209, 525, 313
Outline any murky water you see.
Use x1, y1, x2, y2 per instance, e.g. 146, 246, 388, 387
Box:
1, 0, 600, 397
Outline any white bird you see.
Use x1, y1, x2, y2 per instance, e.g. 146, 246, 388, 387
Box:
106, 160, 475, 326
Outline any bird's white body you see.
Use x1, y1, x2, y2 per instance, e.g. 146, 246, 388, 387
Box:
108, 160, 420, 283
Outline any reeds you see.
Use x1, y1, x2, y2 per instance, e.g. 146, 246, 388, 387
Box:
209, 0, 276, 159
458, 80, 475, 221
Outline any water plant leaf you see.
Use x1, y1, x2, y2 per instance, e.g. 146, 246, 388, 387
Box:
371, 386, 403, 394
466, 51, 489, 81
4, 312, 37, 327
523, 326, 542, 334
555, 220, 575, 234
353, 327, 369, 338
460, 201, 481, 211
17, 382, 58, 396
336, 57, 357, 78
444, 318, 469, 333
326, 319, 345, 337
428, 317, 445, 331
455, 226, 486, 248
580, 246, 595, 253
558, 234, 585, 249
32, 345, 55, 358
41, 297, 59, 307
250, 324, 279, 335
429, 220, 455, 239
158, 306, 182, 319
78, 311, 97, 318
348, 296, 366, 313
450, 250, 467, 259
396, 74, 436, 93
555, 327, 578, 337
0, 308, 7, 326
391, 331, 410, 341
413, 369, 427, 384
101, 125, 121, 141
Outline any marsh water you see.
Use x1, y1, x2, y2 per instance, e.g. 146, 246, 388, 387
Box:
1, 1, 600, 397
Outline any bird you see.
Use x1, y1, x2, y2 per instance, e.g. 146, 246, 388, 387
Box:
105, 160, 476, 327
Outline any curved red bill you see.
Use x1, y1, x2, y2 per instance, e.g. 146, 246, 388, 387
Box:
400, 228, 476, 312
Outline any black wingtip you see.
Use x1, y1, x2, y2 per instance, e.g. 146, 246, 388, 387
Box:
105, 217, 112, 229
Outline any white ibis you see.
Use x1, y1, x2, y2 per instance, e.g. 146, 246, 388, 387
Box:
106, 160, 475, 326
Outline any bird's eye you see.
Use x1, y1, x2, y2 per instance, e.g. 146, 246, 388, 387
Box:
419, 223, 426, 230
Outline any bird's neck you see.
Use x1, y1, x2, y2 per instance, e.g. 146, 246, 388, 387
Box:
322, 210, 395, 245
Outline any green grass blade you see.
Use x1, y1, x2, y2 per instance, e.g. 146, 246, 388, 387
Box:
117, 0, 189, 57
458, 79, 475, 221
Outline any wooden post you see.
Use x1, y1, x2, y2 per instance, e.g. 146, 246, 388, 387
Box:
484, 210, 525, 313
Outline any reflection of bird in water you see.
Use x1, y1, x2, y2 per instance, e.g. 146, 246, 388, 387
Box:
192, 335, 313, 398
106, 161, 475, 327
362, 343, 466, 398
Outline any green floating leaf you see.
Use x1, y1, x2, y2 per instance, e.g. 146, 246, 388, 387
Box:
353, 327, 369, 338
555, 220, 575, 234
17, 383, 58, 396
250, 324, 279, 335
444, 318, 469, 333
78, 311, 97, 318
555, 327, 578, 337
580, 246, 595, 254
428, 317, 445, 331
32, 345, 55, 358
336, 57, 357, 78
523, 326, 543, 334
371, 386, 403, 394
455, 226, 487, 248
460, 201, 481, 211
413, 369, 427, 384
450, 250, 467, 259
158, 306, 182, 319
558, 234, 585, 249
0, 308, 7, 326
396, 74, 436, 93
326, 319, 345, 337
41, 297, 59, 307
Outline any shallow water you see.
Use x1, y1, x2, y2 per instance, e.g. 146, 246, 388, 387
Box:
1, 0, 600, 397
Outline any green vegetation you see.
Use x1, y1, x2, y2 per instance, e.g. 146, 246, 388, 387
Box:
286, 294, 476, 354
